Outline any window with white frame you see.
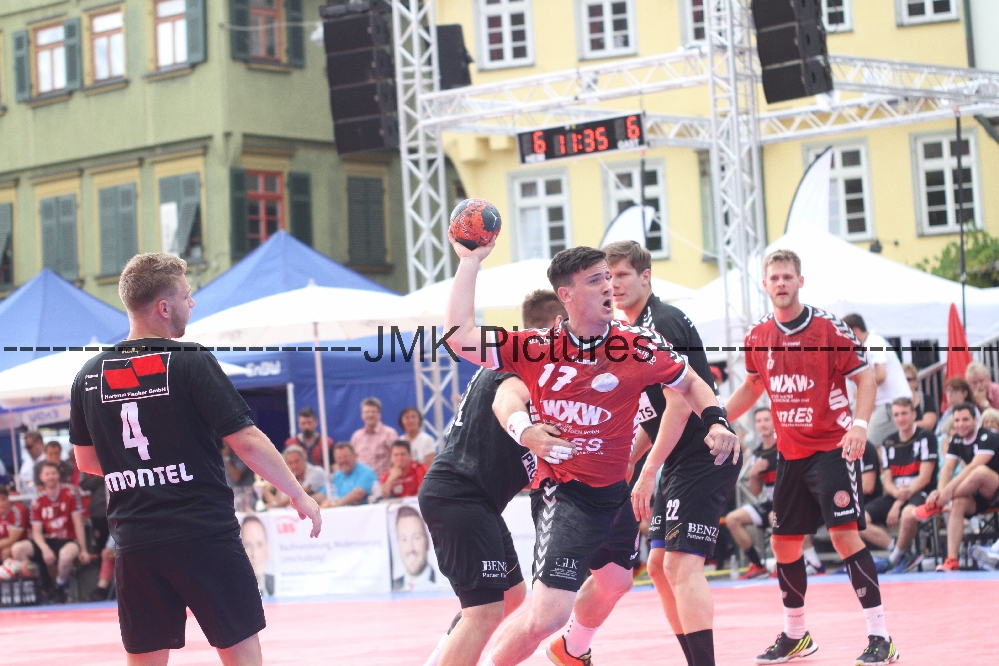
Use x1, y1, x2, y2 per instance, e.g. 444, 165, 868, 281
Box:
514, 175, 570, 260
580, 0, 637, 59
35, 24, 66, 94
91, 10, 125, 81
822, 0, 853, 32
607, 164, 668, 257
156, 0, 188, 69
897, 0, 958, 26
807, 145, 873, 240
479, 0, 533, 68
914, 133, 979, 234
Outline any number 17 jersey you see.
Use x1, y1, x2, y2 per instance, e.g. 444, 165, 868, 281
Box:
70, 339, 254, 553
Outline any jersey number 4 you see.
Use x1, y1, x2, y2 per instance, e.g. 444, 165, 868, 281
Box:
120, 402, 151, 460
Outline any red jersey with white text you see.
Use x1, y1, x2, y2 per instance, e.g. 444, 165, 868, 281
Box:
490, 321, 688, 487
380, 460, 428, 497
30, 484, 83, 541
744, 306, 867, 460
0, 502, 28, 541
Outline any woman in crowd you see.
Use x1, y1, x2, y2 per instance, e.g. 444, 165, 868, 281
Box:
399, 407, 437, 467
936, 376, 977, 440
902, 363, 938, 432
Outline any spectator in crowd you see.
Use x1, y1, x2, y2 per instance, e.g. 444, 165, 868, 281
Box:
967, 362, 999, 411
937, 377, 977, 441
285, 407, 334, 469
982, 408, 999, 434
727, 408, 778, 579
263, 445, 326, 508
240, 516, 274, 596
221, 440, 255, 511
11, 462, 90, 602
914, 402, 999, 571
398, 407, 437, 467
17, 431, 45, 490
88, 535, 117, 602
350, 397, 398, 477
0, 485, 28, 561
33, 441, 74, 486
391, 506, 436, 591
380, 441, 427, 499
843, 314, 911, 446
862, 397, 938, 573
902, 363, 938, 432
329, 443, 378, 507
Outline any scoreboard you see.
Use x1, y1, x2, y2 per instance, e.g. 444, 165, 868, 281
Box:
518, 114, 645, 165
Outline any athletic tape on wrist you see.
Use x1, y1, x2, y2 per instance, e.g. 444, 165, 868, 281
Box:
506, 411, 533, 446
852, 418, 868, 430
700, 405, 735, 434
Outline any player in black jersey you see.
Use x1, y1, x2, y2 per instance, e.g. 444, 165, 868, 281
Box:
419, 291, 572, 666
70, 254, 321, 665
607, 241, 740, 666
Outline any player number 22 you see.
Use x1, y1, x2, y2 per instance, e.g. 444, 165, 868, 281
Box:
538, 364, 577, 392
665, 499, 680, 521
120, 402, 151, 460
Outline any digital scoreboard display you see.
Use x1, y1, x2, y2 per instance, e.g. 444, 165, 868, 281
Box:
518, 114, 645, 165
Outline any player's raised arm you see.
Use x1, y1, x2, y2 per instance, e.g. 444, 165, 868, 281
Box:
492, 376, 574, 465
444, 233, 498, 366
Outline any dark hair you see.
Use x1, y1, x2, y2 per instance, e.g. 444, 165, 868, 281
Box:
241, 514, 265, 534
361, 397, 382, 411
522, 289, 567, 329
38, 461, 60, 473
603, 240, 651, 275
334, 442, 355, 453
951, 401, 977, 418
298, 407, 316, 419
842, 314, 867, 333
892, 396, 914, 410
398, 407, 423, 430
396, 505, 423, 526
0, 485, 9, 497
391, 440, 411, 453
945, 376, 972, 397
547, 247, 607, 290
24, 431, 43, 446
45, 441, 61, 450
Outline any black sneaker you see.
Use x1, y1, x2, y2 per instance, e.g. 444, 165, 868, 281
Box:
87, 586, 109, 602
49, 584, 68, 604
855, 635, 899, 665
755, 632, 818, 664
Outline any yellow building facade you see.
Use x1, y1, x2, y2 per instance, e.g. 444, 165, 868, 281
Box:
435, 0, 999, 287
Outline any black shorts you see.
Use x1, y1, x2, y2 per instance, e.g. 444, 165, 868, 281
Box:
741, 500, 774, 528
974, 488, 999, 515
772, 449, 866, 536
419, 476, 525, 608
866, 491, 928, 526
648, 444, 740, 558
29, 537, 76, 560
530, 479, 638, 592
115, 534, 265, 654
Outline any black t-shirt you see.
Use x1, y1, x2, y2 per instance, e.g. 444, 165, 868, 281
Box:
915, 391, 938, 422
946, 428, 999, 474
426, 368, 535, 513
631, 294, 716, 464
881, 427, 937, 488
70, 339, 254, 553
862, 443, 883, 503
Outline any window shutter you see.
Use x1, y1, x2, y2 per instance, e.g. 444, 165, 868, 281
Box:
285, 0, 305, 67
348, 176, 386, 265
13, 31, 31, 102
40, 198, 58, 272
99, 186, 120, 275
63, 18, 82, 91
288, 172, 312, 247
186, 0, 207, 64
230, 0, 251, 61
56, 195, 79, 279
117, 184, 139, 271
176, 173, 201, 258
230, 168, 250, 261
0, 203, 13, 285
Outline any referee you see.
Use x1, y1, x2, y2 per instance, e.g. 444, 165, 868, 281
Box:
71, 253, 322, 665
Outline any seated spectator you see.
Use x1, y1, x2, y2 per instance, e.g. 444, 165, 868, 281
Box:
726, 408, 779, 579
982, 408, 999, 434
17, 431, 45, 491
33, 441, 74, 486
221, 440, 255, 511
913, 402, 999, 571
902, 363, 938, 432
380, 441, 427, 499
863, 398, 937, 573
11, 462, 90, 602
263, 445, 326, 508
936, 377, 977, 441
350, 397, 398, 478
0, 485, 28, 561
398, 407, 437, 467
329, 443, 378, 507
285, 407, 334, 469
967, 362, 999, 411
88, 534, 117, 602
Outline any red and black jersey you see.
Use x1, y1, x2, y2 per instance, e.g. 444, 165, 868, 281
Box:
30, 484, 83, 541
744, 305, 867, 460
489, 320, 688, 487
0, 502, 28, 541
881, 427, 937, 488
752, 445, 779, 501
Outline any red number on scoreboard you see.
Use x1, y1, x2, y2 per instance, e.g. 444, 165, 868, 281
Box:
626, 115, 641, 140
533, 131, 546, 154
571, 132, 582, 153
595, 126, 609, 151
583, 128, 596, 152
558, 134, 567, 155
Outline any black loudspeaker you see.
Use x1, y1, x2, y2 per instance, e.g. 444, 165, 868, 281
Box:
321, 3, 391, 50
334, 116, 400, 154
761, 59, 832, 104
437, 24, 473, 90
756, 21, 826, 67
329, 81, 396, 119
752, 0, 832, 104
326, 48, 394, 87
751, 0, 822, 30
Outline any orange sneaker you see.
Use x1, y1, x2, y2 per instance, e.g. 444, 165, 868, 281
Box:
547, 636, 592, 666
913, 501, 942, 521
740, 563, 770, 580
935, 556, 959, 571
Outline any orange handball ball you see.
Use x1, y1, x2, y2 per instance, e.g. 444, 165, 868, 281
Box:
449, 198, 502, 250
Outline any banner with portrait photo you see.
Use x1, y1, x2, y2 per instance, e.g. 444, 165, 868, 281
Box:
386, 499, 450, 592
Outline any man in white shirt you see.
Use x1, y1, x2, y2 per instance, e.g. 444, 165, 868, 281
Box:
17, 432, 45, 491
843, 314, 911, 447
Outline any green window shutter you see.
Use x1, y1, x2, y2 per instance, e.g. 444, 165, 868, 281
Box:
0, 203, 13, 286
159, 175, 181, 253
230, 0, 251, 61
285, 0, 305, 68
288, 172, 312, 247
98, 186, 120, 275
117, 184, 139, 271
40, 198, 59, 273
186, 0, 207, 64
56, 195, 79, 279
63, 18, 82, 91
347, 176, 386, 265
13, 31, 31, 102
177, 174, 201, 259
230, 168, 250, 261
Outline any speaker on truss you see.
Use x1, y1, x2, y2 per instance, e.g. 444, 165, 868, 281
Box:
751, 0, 833, 104
437, 24, 473, 90
321, 0, 398, 154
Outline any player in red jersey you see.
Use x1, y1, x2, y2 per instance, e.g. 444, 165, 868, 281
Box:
0, 485, 29, 560
445, 239, 739, 666
726, 249, 898, 666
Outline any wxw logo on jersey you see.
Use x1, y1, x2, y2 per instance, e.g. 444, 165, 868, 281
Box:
541, 400, 612, 426
769, 374, 814, 393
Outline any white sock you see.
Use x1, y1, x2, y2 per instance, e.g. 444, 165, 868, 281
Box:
886, 538, 896, 553
802, 546, 821, 568
422, 634, 448, 666
888, 547, 904, 566
864, 605, 889, 639
55, 576, 68, 586
563, 613, 598, 657
482, 654, 497, 666
783, 607, 806, 640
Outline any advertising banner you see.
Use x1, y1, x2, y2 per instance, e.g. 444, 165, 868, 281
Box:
386, 498, 450, 592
